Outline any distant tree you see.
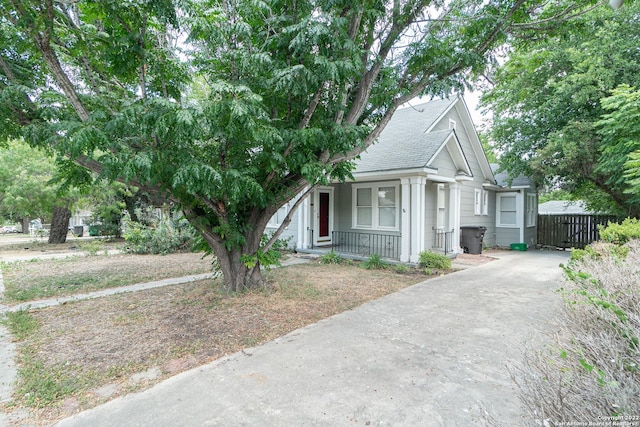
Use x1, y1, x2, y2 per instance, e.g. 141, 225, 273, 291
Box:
0, 139, 58, 231
0, 0, 601, 290
480, 2, 640, 216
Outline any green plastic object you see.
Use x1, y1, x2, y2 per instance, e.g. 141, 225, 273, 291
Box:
510, 243, 527, 251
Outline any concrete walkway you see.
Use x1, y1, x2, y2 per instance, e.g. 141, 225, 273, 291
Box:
54, 250, 569, 427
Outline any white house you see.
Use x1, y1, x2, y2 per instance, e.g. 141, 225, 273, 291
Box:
269, 96, 537, 261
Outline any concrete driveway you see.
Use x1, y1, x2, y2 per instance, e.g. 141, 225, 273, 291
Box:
55, 249, 569, 427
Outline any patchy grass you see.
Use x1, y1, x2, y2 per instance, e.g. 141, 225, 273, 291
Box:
3, 256, 430, 425
1, 252, 214, 303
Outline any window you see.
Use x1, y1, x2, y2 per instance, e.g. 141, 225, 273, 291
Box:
356, 188, 372, 227
437, 184, 446, 229
474, 189, 482, 215
482, 190, 489, 216
497, 193, 518, 227
267, 204, 289, 228
353, 183, 399, 230
449, 119, 457, 130
526, 193, 536, 227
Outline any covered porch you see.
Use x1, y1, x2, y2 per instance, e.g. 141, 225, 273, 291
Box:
298, 228, 456, 262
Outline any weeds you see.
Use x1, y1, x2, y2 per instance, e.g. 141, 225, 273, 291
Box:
2, 309, 38, 340
318, 250, 344, 265
360, 253, 388, 270
79, 240, 106, 256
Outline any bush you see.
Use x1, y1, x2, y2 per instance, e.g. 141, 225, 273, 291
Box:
360, 253, 388, 270
318, 250, 344, 265
511, 240, 640, 424
123, 214, 201, 255
599, 218, 640, 245
417, 251, 451, 270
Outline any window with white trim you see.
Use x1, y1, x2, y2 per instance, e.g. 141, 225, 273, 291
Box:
436, 184, 446, 229
474, 189, 482, 215
497, 193, 518, 227
353, 183, 399, 230
449, 119, 457, 130
526, 193, 536, 227
482, 189, 489, 216
267, 204, 289, 228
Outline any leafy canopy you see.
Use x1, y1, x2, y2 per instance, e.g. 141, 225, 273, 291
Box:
0, 0, 602, 289
481, 1, 640, 216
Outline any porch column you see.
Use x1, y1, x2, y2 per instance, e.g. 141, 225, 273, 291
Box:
400, 178, 411, 262
301, 196, 310, 249
448, 183, 462, 253
296, 194, 306, 250
410, 177, 426, 263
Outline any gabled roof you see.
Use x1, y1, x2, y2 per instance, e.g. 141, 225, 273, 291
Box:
353, 97, 492, 182
354, 128, 465, 173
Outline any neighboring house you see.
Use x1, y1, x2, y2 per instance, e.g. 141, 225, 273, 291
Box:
538, 200, 591, 215
492, 167, 538, 249
270, 96, 537, 261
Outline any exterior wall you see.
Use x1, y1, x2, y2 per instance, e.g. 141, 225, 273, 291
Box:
265, 199, 300, 249
435, 106, 498, 249
496, 227, 520, 247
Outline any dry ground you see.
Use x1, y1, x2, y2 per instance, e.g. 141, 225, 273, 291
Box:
0, 245, 499, 426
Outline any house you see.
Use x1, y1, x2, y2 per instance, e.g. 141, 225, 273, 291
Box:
492, 167, 538, 249
270, 96, 537, 261
538, 200, 591, 215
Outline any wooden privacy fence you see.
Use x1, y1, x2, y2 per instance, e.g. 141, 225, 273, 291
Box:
537, 214, 619, 249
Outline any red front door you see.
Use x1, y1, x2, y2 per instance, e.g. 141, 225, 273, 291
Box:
319, 192, 330, 239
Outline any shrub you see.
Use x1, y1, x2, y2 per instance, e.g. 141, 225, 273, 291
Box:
360, 253, 388, 270
418, 251, 451, 270
318, 250, 344, 265
511, 240, 640, 424
123, 214, 202, 255
599, 218, 640, 245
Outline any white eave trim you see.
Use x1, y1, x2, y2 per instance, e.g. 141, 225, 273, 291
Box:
351, 167, 438, 181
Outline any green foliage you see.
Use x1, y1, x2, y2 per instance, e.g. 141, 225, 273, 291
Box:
394, 264, 408, 274
79, 240, 106, 256
599, 218, 640, 245
15, 349, 77, 408
418, 251, 452, 270
2, 309, 38, 341
123, 213, 201, 255
360, 253, 388, 270
481, 3, 640, 216
318, 250, 344, 265
0, 0, 603, 289
0, 140, 58, 222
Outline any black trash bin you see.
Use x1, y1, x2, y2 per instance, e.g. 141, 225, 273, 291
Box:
460, 226, 487, 254
73, 225, 84, 237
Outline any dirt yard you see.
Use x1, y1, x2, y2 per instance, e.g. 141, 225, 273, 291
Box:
0, 241, 494, 426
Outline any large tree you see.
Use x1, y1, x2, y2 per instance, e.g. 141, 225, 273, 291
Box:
480, 1, 640, 216
0, 0, 600, 290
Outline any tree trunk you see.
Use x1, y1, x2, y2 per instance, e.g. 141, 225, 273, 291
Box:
21, 217, 30, 235
183, 207, 272, 292
48, 206, 71, 244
